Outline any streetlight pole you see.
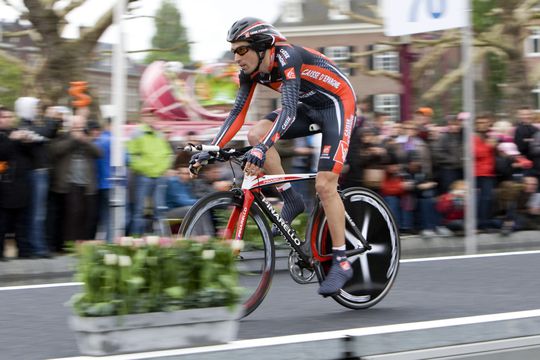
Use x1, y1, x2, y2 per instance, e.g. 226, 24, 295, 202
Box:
111, 0, 127, 240
462, 0, 477, 254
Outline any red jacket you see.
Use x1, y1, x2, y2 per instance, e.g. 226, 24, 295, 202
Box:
380, 175, 405, 196
474, 135, 495, 177
436, 193, 464, 223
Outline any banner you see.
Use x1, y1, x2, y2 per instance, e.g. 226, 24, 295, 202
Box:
382, 0, 467, 36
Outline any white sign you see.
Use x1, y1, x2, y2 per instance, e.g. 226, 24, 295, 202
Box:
382, 0, 468, 36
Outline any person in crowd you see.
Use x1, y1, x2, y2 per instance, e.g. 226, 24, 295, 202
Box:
394, 121, 433, 180
491, 118, 514, 143
474, 113, 497, 231
89, 119, 112, 242
495, 142, 533, 235
355, 97, 374, 128
345, 127, 387, 192
19, 100, 62, 258
524, 176, 540, 226
165, 162, 198, 221
413, 107, 434, 142
432, 114, 464, 194
126, 107, 173, 236
367, 112, 391, 138
0, 107, 34, 260
529, 127, 540, 191
380, 151, 414, 233
48, 115, 102, 247
436, 180, 466, 233
404, 151, 452, 237
513, 106, 538, 161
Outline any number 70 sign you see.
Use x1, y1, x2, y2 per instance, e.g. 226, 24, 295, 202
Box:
382, 0, 468, 36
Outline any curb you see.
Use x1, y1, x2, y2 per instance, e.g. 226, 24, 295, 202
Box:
1, 231, 539, 284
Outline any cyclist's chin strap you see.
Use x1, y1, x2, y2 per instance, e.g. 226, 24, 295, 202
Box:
256, 50, 265, 73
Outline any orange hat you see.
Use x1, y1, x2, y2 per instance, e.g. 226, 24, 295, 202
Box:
416, 107, 433, 117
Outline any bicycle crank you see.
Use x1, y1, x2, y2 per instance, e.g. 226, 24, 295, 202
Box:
288, 250, 316, 284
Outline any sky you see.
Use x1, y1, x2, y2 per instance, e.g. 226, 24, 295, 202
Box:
0, 0, 286, 63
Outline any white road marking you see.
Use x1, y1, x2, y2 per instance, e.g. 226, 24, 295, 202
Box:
47, 308, 540, 360
0, 282, 81, 291
3, 250, 540, 291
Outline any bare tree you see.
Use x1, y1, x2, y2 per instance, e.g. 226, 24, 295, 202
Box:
0, 0, 139, 107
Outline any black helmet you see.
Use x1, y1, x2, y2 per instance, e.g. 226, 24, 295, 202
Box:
227, 17, 286, 51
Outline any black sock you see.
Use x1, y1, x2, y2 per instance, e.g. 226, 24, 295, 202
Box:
272, 187, 305, 236
280, 187, 305, 224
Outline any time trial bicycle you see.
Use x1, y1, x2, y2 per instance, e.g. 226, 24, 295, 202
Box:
179, 144, 400, 318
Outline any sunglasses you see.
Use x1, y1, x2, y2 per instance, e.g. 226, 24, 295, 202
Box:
231, 45, 251, 56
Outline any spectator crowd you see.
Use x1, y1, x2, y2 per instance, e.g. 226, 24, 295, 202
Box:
1, 97, 540, 261
341, 104, 540, 238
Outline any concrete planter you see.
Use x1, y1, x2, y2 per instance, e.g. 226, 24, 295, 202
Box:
69, 306, 241, 356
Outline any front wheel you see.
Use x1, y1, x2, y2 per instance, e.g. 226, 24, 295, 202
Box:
178, 191, 275, 317
311, 187, 400, 309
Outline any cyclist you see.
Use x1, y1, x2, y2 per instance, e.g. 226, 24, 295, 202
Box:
189, 17, 357, 297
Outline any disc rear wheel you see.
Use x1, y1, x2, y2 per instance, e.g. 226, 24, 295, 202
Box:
312, 187, 400, 309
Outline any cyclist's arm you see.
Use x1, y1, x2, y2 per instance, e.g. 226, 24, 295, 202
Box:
211, 72, 256, 148
259, 47, 301, 150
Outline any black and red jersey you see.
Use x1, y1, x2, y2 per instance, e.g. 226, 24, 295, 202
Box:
211, 43, 357, 149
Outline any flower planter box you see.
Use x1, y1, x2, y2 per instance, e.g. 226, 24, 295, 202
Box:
70, 306, 241, 356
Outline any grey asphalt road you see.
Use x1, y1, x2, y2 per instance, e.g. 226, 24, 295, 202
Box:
1, 252, 540, 360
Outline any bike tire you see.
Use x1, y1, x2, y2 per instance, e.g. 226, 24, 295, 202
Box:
178, 191, 275, 317
311, 187, 400, 309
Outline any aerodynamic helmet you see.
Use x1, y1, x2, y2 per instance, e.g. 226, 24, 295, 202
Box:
226, 17, 286, 51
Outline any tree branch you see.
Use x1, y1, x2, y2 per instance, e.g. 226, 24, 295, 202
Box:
78, 0, 139, 54
23, 0, 61, 45
351, 46, 398, 58
515, 0, 540, 22
421, 48, 488, 102
2, 29, 33, 38
411, 45, 449, 80
347, 62, 402, 81
0, 49, 33, 72
78, 6, 113, 53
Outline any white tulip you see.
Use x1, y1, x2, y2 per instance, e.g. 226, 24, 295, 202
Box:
119, 236, 134, 247
118, 255, 132, 267
146, 236, 160, 246
202, 249, 215, 260
104, 253, 118, 265
230, 240, 244, 252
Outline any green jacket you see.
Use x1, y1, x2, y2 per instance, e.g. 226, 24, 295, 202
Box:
127, 124, 173, 178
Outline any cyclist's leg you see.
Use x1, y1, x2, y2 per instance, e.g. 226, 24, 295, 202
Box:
316, 171, 352, 296
313, 101, 357, 296
316, 171, 345, 247
249, 105, 321, 233
247, 120, 284, 175
252, 103, 322, 175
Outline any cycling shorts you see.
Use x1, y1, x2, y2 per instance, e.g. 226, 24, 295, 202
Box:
264, 102, 356, 174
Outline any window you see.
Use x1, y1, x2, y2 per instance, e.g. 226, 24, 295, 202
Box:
526, 28, 540, 56
373, 45, 399, 72
281, 0, 303, 23
328, 0, 350, 20
324, 46, 352, 76
532, 83, 540, 110
374, 94, 400, 121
